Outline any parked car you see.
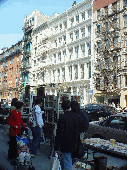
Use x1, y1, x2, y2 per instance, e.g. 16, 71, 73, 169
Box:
84, 104, 117, 121
0, 104, 10, 124
84, 114, 127, 144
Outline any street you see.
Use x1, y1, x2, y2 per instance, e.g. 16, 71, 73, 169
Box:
0, 124, 127, 170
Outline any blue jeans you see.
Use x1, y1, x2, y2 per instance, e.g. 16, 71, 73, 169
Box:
30, 126, 41, 155
60, 152, 72, 170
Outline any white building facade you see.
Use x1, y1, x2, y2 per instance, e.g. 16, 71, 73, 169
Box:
29, 0, 93, 105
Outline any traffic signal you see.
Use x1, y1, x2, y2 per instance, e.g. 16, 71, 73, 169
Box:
37, 87, 45, 98
25, 85, 30, 98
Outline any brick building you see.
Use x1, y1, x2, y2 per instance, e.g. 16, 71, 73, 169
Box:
0, 41, 23, 104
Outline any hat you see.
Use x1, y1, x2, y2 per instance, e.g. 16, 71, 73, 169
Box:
17, 140, 25, 147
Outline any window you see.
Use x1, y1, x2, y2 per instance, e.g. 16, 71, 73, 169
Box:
76, 15, 79, 24
57, 69, 60, 83
53, 70, 55, 82
81, 44, 85, 56
58, 52, 61, 62
81, 64, 84, 79
10, 58, 13, 64
70, 33, 73, 42
81, 28, 85, 37
59, 37, 62, 46
88, 9, 92, 19
17, 55, 19, 62
123, 0, 127, 7
16, 65, 18, 74
104, 5, 108, 15
104, 39, 109, 50
113, 1, 117, 12
89, 62, 91, 78
75, 46, 79, 58
63, 35, 66, 44
96, 24, 100, 34
125, 35, 127, 46
125, 54, 127, 66
97, 9, 100, 20
114, 74, 117, 86
55, 40, 57, 47
62, 68, 65, 80
74, 65, 78, 79
125, 75, 127, 87
124, 15, 127, 27
96, 78, 100, 90
71, 17, 74, 27
105, 116, 127, 130
75, 30, 79, 40
69, 48, 73, 60
97, 59, 100, 71
64, 21, 67, 29
82, 12, 85, 21
87, 42, 91, 55
55, 26, 58, 31
53, 54, 56, 63
88, 25, 92, 36
69, 66, 72, 81
105, 22, 109, 31
63, 50, 66, 62
113, 18, 118, 29
97, 42, 101, 53
11, 67, 13, 75
60, 24, 62, 31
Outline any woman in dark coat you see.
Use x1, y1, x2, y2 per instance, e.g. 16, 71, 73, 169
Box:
7, 101, 28, 161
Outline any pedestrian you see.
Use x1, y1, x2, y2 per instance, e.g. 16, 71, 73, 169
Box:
7, 101, 28, 163
54, 99, 83, 170
29, 98, 44, 157
10, 98, 18, 112
71, 100, 89, 133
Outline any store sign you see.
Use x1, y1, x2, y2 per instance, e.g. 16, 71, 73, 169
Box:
89, 90, 93, 95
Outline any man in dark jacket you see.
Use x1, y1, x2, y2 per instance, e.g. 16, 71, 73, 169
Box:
55, 99, 82, 170
71, 100, 89, 133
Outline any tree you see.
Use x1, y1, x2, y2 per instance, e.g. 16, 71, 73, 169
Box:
93, 2, 127, 101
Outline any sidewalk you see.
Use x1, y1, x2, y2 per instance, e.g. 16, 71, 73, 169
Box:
0, 124, 51, 170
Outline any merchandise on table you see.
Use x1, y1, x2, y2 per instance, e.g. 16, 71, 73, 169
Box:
73, 161, 92, 170
81, 138, 127, 154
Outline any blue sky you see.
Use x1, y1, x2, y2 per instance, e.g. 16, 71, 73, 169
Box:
0, 0, 81, 50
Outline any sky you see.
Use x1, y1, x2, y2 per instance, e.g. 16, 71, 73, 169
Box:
0, 0, 81, 50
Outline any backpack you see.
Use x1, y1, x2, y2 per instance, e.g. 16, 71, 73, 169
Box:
28, 108, 36, 127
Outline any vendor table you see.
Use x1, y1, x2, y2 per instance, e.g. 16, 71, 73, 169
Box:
72, 138, 127, 169
82, 138, 127, 159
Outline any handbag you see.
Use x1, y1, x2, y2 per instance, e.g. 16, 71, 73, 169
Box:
78, 139, 85, 159
50, 153, 61, 170
72, 137, 85, 159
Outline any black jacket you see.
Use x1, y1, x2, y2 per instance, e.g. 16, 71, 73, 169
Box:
78, 109, 89, 132
55, 110, 82, 153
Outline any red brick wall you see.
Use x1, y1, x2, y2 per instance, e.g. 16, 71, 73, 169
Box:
93, 0, 118, 12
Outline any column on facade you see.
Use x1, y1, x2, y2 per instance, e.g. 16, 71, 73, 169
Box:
79, 43, 82, 58
72, 46, 75, 60
85, 25, 88, 38
85, 42, 88, 58
78, 63, 81, 81
67, 17, 70, 29
72, 65, 75, 81
84, 87, 86, 105
65, 65, 69, 82
60, 67, 62, 83
84, 63, 88, 80
65, 46, 69, 63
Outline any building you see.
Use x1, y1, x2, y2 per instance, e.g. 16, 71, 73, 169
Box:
0, 41, 23, 103
29, 0, 93, 105
21, 9, 51, 98
92, 0, 127, 107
